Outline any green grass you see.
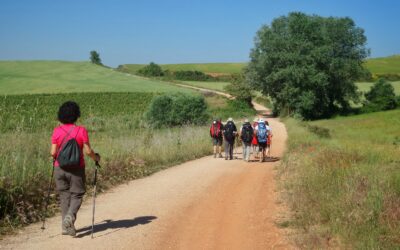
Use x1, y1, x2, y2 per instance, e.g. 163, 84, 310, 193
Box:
0, 61, 192, 95
180, 81, 230, 91
119, 63, 246, 74
364, 55, 400, 75
356, 81, 400, 95
280, 110, 400, 248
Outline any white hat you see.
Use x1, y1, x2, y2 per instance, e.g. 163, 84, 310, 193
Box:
227, 117, 233, 122
259, 119, 265, 123
244, 118, 249, 123
253, 118, 258, 122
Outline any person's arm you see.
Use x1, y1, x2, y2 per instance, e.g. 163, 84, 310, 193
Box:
83, 142, 100, 162
50, 144, 58, 159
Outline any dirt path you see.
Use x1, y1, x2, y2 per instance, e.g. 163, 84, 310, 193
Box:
1, 90, 291, 249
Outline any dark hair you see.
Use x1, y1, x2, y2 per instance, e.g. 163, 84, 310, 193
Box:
58, 101, 81, 124
265, 121, 269, 125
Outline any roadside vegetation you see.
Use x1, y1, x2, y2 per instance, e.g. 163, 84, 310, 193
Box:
0, 91, 254, 234
279, 110, 400, 249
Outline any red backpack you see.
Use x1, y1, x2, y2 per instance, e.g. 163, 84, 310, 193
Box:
210, 122, 221, 138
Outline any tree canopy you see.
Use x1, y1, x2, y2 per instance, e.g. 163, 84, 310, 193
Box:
246, 12, 370, 119
90, 50, 102, 65
137, 62, 164, 77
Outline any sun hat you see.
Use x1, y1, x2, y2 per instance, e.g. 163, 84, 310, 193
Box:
244, 118, 249, 123
253, 118, 258, 122
259, 119, 265, 123
227, 117, 233, 122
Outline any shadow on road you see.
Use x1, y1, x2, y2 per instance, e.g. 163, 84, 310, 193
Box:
76, 216, 157, 238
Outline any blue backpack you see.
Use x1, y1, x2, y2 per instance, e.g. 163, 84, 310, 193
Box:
257, 122, 268, 143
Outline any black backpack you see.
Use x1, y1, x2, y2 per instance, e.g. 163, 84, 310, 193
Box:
57, 126, 81, 169
241, 123, 253, 143
224, 121, 235, 141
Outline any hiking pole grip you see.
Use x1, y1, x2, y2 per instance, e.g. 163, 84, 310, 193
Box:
41, 160, 55, 230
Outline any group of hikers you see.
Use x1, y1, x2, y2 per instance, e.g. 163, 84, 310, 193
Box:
209, 117, 272, 162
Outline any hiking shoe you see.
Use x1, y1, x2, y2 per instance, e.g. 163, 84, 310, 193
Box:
63, 215, 76, 237
218, 154, 223, 158
225, 157, 228, 160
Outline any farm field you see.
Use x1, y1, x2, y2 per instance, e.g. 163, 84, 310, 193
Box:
364, 55, 400, 74
179, 81, 230, 91
0, 61, 191, 95
280, 110, 400, 248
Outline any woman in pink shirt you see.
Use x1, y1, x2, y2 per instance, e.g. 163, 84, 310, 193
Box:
51, 101, 100, 237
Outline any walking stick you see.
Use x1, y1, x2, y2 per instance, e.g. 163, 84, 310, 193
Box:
91, 155, 101, 239
41, 160, 55, 230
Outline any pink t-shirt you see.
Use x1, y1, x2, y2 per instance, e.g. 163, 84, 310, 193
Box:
51, 124, 89, 168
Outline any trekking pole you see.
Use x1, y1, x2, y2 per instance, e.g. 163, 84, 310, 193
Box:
91, 154, 101, 239
41, 160, 55, 230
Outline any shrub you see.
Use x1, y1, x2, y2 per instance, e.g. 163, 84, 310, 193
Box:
137, 62, 164, 77
145, 93, 208, 127
173, 70, 211, 81
363, 78, 397, 112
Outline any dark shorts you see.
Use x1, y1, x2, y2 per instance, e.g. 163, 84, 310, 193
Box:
258, 142, 267, 151
212, 137, 223, 146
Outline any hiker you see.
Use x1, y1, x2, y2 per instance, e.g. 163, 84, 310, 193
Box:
210, 118, 224, 158
240, 118, 253, 162
50, 101, 100, 236
251, 118, 259, 157
223, 117, 237, 160
265, 121, 273, 158
255, 119, 269, 162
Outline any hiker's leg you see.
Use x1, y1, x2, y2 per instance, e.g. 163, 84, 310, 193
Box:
54, 168, 71, 221
242, 143, 246, 160
224, 140, 229, 159
68, 168, 86, 221
229, 141, 234, 159
246, 144, 251, 161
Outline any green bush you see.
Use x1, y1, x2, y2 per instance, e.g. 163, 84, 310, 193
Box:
363, 78, 397, 112
173, 70, 211, 81
137, 62, 164, 77
224, 74, 253, 106
146, 93, 208, 127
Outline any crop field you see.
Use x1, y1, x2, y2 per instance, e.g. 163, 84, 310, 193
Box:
364, 55, 400, 74
118, 63, 246, 75
0, 61, 192, 95
280, 110, 400, 248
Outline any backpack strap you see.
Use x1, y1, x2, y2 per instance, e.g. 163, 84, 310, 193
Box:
56, 126, 76, 159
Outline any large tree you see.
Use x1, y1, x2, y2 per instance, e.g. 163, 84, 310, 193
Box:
246, 12, 369, 119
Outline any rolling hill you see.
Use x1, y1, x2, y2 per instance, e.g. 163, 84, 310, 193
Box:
0, 61, 192, 95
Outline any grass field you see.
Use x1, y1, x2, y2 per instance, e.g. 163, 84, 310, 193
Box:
180, 81, 230, 91
280, 110, 400, 249
356, 81, 400, 95
364, 55, 400, 75
0, 61, 192, 95
118, 63, 246, 74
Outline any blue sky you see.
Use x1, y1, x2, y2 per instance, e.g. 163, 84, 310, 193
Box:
1, 0, 399, 67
